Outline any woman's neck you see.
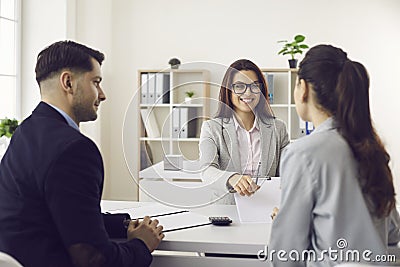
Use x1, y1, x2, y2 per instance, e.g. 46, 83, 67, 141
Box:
234, 110, 255, 131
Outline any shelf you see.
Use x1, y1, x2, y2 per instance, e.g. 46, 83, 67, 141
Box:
271, 104, 290, 108
138, 67, 301, 164
140, 137, 200, 142
140, 137, 165, 141
261, 68, 298, 73
171, 138, 200, 142
172, 104, 203, 108
139, 69, 208, 74
140, 104, 170, 108
140, 104, 204, 108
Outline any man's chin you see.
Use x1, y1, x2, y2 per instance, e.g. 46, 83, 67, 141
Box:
80, 114, 98, 123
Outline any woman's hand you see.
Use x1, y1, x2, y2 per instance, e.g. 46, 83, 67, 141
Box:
228, 174, 260, 196
271, 207, 279, 220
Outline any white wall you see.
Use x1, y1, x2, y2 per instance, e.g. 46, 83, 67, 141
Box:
21, 0, 117, 198
21, 0, 400, 203
21, 0, 67, 117
106, 0, 400, 202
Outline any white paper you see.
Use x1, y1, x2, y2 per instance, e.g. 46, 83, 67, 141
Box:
234, 177, 281, 223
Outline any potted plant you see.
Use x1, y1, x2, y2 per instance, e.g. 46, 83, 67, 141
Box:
0, 118, 19, 138
184, 91, 195, 103
168, 58, 181, 69
278, 34, 309, 68
0, 118, 19, 160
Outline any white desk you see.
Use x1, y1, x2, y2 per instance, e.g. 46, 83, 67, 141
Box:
102, 201, 400, 267
102, 200, 269, 266
139, 160, 201, 181
139, 161, 218, 207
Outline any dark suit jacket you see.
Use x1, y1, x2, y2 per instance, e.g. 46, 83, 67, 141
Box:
0, 102, 152, 267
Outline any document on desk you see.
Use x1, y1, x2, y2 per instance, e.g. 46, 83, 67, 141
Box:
106, 202, 210, 232
234, 177, 281, 223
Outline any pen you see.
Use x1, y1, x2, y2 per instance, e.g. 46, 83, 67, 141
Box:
255, 161, 261, 185
123, 210, 189, 228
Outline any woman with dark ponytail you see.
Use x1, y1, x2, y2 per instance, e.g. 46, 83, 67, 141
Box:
269, 45, 400, 266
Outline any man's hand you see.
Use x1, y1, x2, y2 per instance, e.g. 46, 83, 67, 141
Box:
228, 174, 260, 196
127, 216, 164, 252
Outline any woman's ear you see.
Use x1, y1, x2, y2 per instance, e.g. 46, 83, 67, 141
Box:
299, 79, 309, 103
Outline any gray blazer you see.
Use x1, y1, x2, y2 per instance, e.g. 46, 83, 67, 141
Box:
199, 117, 289, 204
269, 117, 400, 266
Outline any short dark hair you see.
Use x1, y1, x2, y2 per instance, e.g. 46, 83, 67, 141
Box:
35, 40, 105, 85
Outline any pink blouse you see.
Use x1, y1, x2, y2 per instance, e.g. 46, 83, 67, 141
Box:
232, 115, 261, 176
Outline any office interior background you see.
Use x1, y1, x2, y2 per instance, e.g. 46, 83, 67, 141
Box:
2, 0, 400, 202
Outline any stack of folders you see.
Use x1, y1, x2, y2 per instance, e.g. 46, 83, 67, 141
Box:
141, 72, 170, 104
263, 73, 274, 104
172, 107, 198, 139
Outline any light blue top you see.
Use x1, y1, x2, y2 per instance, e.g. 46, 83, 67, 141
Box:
47, 103, 79, 131
269, 117, 400, 266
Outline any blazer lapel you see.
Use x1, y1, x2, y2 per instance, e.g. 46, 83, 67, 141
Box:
260, 119, 276, 176
222, 118, 241, 171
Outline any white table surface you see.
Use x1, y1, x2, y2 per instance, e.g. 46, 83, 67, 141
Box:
101, 200, 269, 255
101, 200, 400, 264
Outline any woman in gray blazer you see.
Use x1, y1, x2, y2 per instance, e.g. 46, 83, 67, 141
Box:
199, 59, 289, 204
269, 45, 400, 266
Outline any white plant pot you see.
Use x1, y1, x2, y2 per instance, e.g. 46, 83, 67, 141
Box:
184, 97, 192, 103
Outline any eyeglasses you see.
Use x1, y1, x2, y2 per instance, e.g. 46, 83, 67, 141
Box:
231, 82, 262, 95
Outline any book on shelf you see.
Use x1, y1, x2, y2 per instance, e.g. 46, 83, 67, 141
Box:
140, 108, 160, 138
172, 107, 198, 139
172, 107, 180, 138
140, 73, 148, 104
264, 73, 274, 104
155, 73, 170, 104
148, 73, 156, 104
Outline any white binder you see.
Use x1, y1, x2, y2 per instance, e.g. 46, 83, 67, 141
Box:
179, 108, 188, 138
141, 73, 148, 104
155, 73, 164, 104
172, 108, 180, 138
148, 73, 156, 104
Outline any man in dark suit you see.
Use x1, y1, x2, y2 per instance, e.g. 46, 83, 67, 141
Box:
0, 40, 164, 267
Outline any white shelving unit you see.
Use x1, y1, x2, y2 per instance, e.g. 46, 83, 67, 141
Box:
138, 69, 210, 167
136, 67, 301, 203
262, 68, 302, 140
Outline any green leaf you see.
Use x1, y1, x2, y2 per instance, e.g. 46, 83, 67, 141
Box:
294, 35, 305, 43
0, 118, 19, 137
278, 48, 287, 55
278, 34, 308, 59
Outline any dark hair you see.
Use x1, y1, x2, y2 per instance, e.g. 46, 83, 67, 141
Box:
35, 40, 105, 85
298, 44, 395, 218
215, 59, 274, 121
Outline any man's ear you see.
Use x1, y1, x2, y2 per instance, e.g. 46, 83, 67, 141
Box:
299, 79, 310, 103
60, 71, 74, 94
